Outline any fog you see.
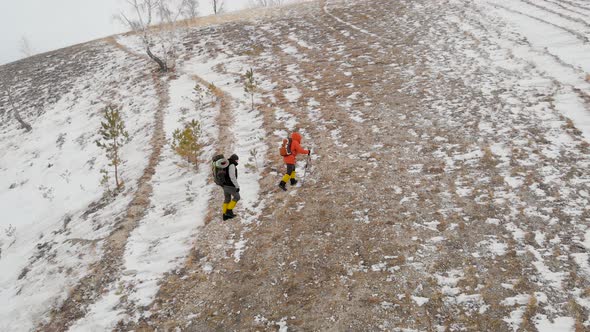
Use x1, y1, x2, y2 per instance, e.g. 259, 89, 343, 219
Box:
0, 0, 256, 65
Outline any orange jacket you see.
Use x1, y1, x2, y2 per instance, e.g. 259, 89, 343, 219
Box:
283, 132, 309, 165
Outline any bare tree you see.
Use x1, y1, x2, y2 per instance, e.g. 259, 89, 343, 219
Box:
2, 85, 32, 132
212, 0, 224, 14
120, 0, 189, 72
120, 0, 166, 71
183, 0, 199, 19
19, 36, 35, 58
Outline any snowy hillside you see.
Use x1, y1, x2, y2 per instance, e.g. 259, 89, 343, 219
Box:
0, 0, 589, 331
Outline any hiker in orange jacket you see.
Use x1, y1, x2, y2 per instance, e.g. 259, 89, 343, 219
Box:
279, 132, 310, 191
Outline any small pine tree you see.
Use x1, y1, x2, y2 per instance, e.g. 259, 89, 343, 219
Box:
95, 104, 130, 191
171, 119, 202, 166
244, 68, 257, 111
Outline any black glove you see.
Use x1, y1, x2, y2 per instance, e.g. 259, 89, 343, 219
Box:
308, 149, 312, 156
236, 188, 240, 192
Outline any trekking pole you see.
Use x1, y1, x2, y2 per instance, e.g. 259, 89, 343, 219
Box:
301, 153, 312, 186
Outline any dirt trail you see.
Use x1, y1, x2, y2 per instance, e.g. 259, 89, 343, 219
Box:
104, 37, 150, 61
192, 74, 234, 178
38, 39, 168, 332
177, 73, 243, 269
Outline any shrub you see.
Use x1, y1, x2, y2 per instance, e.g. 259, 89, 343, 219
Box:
171, 119, 202, 166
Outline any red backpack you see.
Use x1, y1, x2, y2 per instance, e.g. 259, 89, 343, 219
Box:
279, 138, 292, 157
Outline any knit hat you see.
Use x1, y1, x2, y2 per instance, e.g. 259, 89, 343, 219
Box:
229, 154, 239, 161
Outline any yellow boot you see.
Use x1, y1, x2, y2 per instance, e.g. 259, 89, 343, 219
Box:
289, 171, 297, 186
279, 174, 290, 191
226, 200, 237, 219
222, 203, 229, 220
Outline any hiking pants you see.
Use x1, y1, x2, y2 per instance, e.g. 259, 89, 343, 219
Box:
223, 186, 240, 204
282, 163, 296, 183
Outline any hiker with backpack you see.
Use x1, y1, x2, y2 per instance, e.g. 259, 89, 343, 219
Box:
212, 154, 240, 220
278, 132, 311, 191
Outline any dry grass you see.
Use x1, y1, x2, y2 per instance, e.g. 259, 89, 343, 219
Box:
242, 44, 265, 57
566, 299, 587, 332
565, 118, 576, 129
513, 277, 531, 293
524, 172, 537, 186
481, 146, 498, 168
458, 221, 466, 233
524, 231, 535, 245
436, 219, 448, 232
520, 295, 538, 330
458, 266, 479, 290
490, 174, 505, 186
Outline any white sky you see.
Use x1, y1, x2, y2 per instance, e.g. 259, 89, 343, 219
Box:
0, 0, 255, 65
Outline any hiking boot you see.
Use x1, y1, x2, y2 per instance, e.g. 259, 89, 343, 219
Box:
226, 210, 235, 218
290, 178, 298, 186
278, 181, 287, 191
223, 213, 230, 221
223, 213, 235, 220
